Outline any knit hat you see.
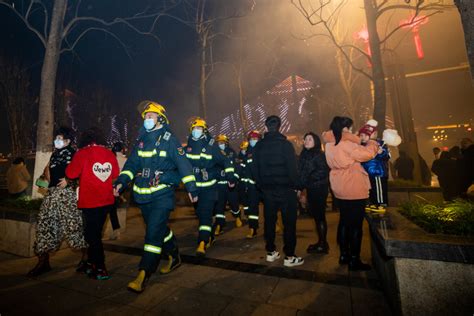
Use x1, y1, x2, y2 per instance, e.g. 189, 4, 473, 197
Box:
358, 119, 378, 137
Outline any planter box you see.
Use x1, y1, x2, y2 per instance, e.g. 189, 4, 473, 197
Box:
388, 187, 444, 206
1, 205, 127, 257
367, 210, 474, 316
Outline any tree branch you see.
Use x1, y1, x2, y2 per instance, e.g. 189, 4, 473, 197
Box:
0, 0, 47, 47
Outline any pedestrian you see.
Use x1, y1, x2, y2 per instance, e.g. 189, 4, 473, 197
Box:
239, 130, 263, 239
394, 151, 414, 180
253, 115, 304, 267
66, 127, 119, 280
433, 147, 441, 160
358, 120, 391, 213
297, 132, 330, 254
431, 151, 459, 201
6, 157, 31, 199
460, 138, 474, 194
213, 134, 242, 235
113, 101, 198, 293
185, 117, 235, 257
28, 127, 87, 277
322, 116, 378, 271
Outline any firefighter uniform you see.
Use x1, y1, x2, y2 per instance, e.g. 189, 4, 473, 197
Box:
185, 119, 235, 256
213, 135, 241, 235
114, 101, 197, 293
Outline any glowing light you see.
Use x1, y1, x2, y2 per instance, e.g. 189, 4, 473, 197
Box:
400, 15, 429, 59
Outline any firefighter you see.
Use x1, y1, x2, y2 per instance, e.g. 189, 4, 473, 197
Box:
185, 118, 236, 256
236, 140, 249, 217
213, 134, 242, 235
113, 101, 198, 293
239, 130, 262, 239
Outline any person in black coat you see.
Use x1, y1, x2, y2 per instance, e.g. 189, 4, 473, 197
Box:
252, 115, 304, 267
297, 132, 330, 254
431, 151, 459, 201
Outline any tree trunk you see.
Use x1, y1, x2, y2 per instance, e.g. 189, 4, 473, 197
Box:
32, 0, 67, 198
236, 65, 247, 136
364, 0, 387, 131
199, 39, 207, 119
455, 0, 474, 83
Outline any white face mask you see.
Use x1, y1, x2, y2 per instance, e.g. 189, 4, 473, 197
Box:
249, 139, 258, 147
54, 139, 65, 149
219, 144, 226, 151
241, 150, 246, 155
192, 129, 203, 139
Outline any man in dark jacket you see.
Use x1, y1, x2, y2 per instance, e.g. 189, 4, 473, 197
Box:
252, 115, 303, 267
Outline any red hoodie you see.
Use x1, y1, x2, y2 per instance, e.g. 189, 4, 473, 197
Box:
66, 144, 119, 209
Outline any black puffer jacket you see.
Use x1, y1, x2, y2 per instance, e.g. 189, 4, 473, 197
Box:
298, 147, 329, 190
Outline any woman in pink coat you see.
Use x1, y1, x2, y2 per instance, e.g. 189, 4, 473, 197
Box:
323, 116, 378, 271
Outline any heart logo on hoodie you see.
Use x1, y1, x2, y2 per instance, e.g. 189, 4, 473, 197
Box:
92, 162, 112, 182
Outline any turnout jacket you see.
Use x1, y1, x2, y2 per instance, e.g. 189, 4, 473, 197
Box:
237, 146, 257, 186
216, 146, 238, 184
361, 140, 390, 178
185, 133, 236, 189
115, 126, 197, 204
252, 131, 298, 190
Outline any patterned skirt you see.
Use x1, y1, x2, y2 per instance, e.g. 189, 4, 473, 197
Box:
34, 187, 87, 255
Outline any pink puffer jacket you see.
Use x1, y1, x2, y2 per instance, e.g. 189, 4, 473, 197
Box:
322, 130, 378, 200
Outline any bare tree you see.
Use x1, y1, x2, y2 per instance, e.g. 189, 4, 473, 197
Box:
183, 0, 253, 119
0, 0, 180, 195
0, 57, 34, 157
292, 0, 449, 131
454, 0, 474, 83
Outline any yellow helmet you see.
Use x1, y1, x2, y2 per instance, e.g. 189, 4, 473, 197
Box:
216, 134, 229, 143
189, 117, 207, 132
240, 140, 249, 150
138, 100, 169, 124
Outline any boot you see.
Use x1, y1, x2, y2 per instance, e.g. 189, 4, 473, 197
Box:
214, 224, 223, 236
313, 221, 329, 254
338, 226, 350, 265
127, 270, 150, 293
235, 217, 243, 228
348, 228, 370, 271
27, 253, 51, 277
196, 241, 206, 257
246, 228, 257, 239
160, 248, 181, 274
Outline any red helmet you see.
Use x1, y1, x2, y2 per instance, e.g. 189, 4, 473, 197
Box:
247, 130, 262, 140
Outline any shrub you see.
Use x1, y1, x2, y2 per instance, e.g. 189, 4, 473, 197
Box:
399, 199, 474, 236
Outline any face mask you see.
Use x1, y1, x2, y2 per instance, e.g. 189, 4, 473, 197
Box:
144, 118, 156, 130
249, 139, 258, 147
241, 150, 246, 155
192, 129, 203, 139
54, 139, 65, 149
219, 144, 226, 151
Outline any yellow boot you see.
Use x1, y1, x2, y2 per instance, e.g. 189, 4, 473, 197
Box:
214, 225, 222, 236
160, 254, 181, 274
196, 241, 206, 256
246, 228, 257, 239
127, 270, 149, 293
235, 217, 243, 228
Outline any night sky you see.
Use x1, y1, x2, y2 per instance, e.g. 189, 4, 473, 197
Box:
0, 0, 473, 162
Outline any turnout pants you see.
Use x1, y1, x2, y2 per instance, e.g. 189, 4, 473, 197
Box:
138, 191, 177, 274
214, 183, 240, 226
246, 184, 260, 230
262, 188, 297, 257
196, 187, 218, 244
369, 176, 388, 206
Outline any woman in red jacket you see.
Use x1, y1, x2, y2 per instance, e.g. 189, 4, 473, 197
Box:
66, 127, 119, 280
323, 117, 378, 271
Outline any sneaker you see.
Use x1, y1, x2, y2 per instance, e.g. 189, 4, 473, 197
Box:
235, 217, 243, 228
95, 267, 111, 280
371, 206, 386, 214
85, 264, 97, 278
284, 256, 304, 267
266, 251, 281, 262
365, 205, 377, 213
